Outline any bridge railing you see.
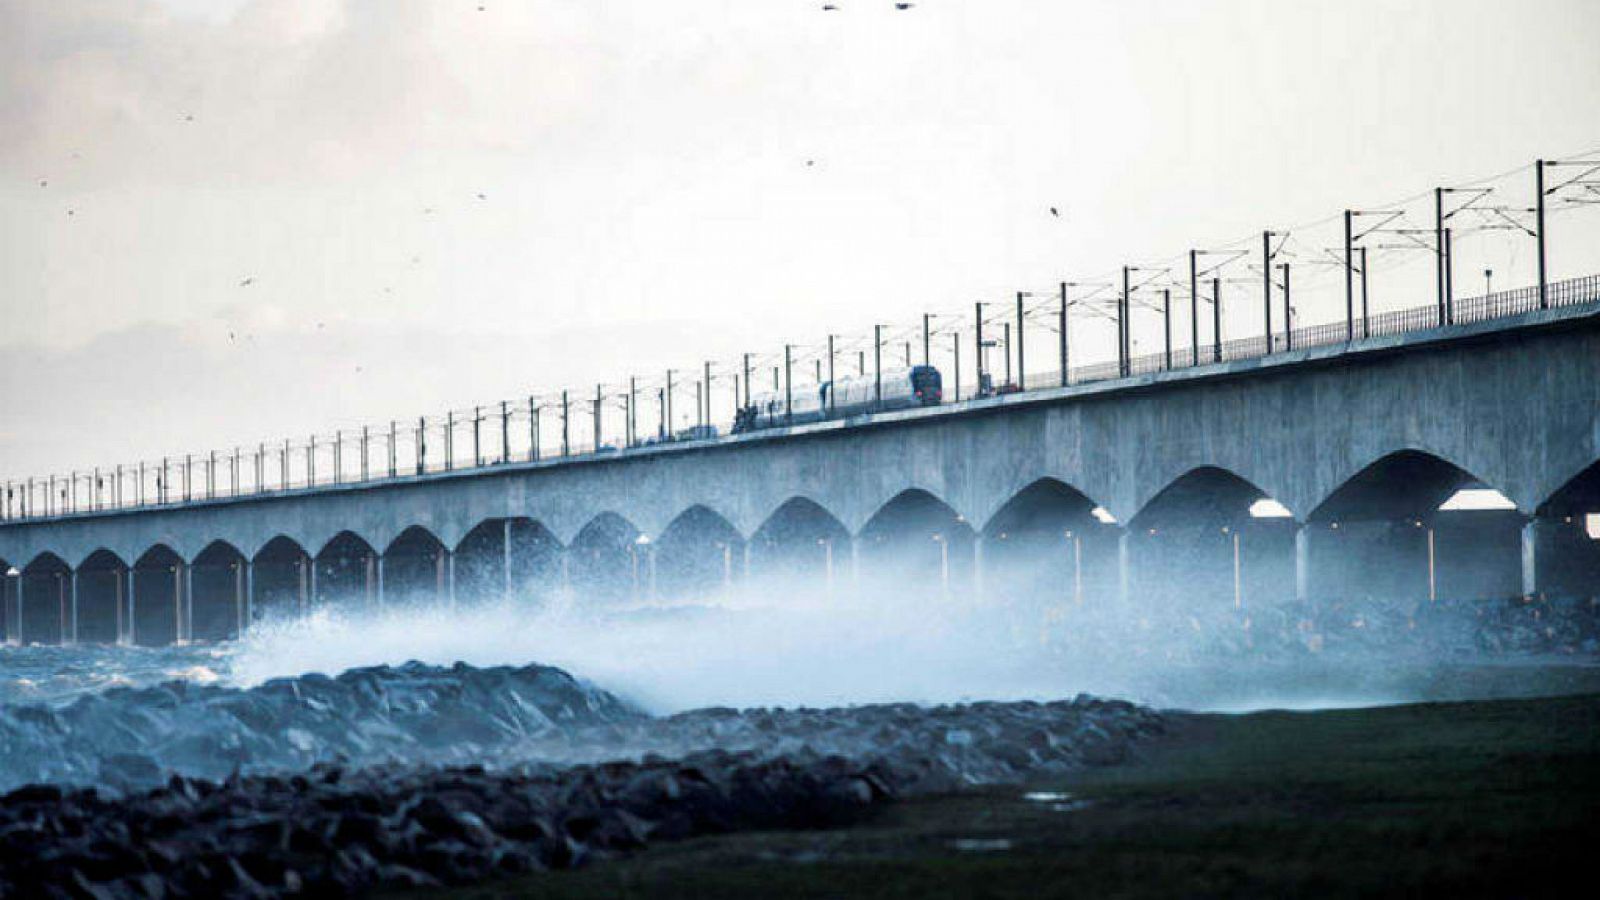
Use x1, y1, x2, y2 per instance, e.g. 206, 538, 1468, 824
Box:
3, 274, 1598, 524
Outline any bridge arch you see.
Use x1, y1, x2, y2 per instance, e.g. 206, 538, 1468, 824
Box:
451, 518, 563, 605
1305, 449, 1525, 604
1525, 457, 1600, 597
17, 552, 71, 645
652, 505, 746, 602
251, 535, 309, 623
190, 540, 246, 641
749, 496, 851, 586
568, 512, 642, 604
74, 549, 127, 645
981, 478, 1121, 608
858, 488, 975, 594
1125, 466, 1297, 610
382, 526, 450, 608
131, 544, 185, 646
313, 531, 378, 614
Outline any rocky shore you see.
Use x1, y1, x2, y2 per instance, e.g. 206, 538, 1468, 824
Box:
0, 689, 1163, 898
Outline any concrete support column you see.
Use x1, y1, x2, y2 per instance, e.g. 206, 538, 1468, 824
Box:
12, 574, 22, 647
297, 557, 308, 617
1522, 518, 1546, 597
127, 569, 136, 646
175, 563, 185, 640
1070, 534, 1083, 606
115, 567, 126, 645
243, 559, 254, 634
850, 536, 861, 587
364, 554, 375, 607
183, 562, 194, 643
937, 537, 951, 594
447, 551, 457, 610
1294, 526, 1312, 605
1425, 525, 1437, 604
1117, 531, 1133, 606
971, 535, 984, 602
1233, 529, 1245, 609
647, 546, 658, 601
823, 539, 835, 596
307, 557, 319, 612
502, 519, 513, 600
375, 556, 385, 609
559, 551, 571, 594
68, 570, 79, 645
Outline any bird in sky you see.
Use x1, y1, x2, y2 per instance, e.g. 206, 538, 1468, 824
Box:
896, 2, 914, 8
1050, 207, 1060, 217
38, 179, 46, 188
239, 277, 254, 287
476, 192, 487, 200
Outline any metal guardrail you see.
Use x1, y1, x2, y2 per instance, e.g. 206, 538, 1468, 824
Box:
3, 274, 1598, 524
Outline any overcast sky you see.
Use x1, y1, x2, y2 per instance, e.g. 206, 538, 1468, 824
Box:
2, 0, 1598, 479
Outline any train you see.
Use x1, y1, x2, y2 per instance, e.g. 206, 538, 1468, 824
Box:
733, 365, 943, 433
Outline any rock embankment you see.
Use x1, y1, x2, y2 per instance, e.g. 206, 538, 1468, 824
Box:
0, 695, 1162, 898
0, 662, 642, 792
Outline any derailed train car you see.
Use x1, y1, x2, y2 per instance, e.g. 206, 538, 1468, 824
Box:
734, 365, 942, 433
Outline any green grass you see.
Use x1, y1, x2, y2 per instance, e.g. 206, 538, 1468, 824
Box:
402, 692, 1600, 899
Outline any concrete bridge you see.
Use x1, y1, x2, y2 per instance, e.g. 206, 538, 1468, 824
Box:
3, 296, 1599, 646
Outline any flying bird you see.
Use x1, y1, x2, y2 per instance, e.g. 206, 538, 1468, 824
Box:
38, 179, 46, 188
895, 2, 914, 8
1050, 207, 1060, 217
476, 192, 487, 200
239, 277, 254, 287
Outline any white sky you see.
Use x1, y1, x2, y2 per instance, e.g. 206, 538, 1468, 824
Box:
2, 0, 1598, 479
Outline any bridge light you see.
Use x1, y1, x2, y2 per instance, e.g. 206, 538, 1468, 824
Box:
5, 567, 17, 577
1091, 507, 1116, 524
634, 534, 651, 546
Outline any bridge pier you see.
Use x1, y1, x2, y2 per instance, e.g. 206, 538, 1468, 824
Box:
1117, 531, 1132, 606
972, 534, 985, 603
68, 570, 78, 645
115, 566, 126, 644
850, 536, 860, 588
1522, 516, 1600, 598
126, 568, 135, 645
1295, 526, 1312, 605
242, 559, 253, 633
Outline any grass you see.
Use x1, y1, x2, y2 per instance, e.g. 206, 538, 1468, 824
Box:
401, 691, 1600, 899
